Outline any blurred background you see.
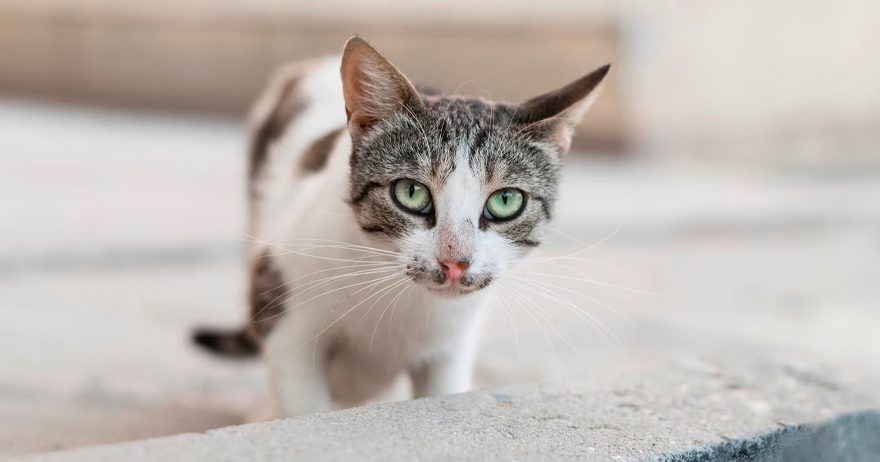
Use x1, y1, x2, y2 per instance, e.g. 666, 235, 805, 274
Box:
1, 0, 878, 457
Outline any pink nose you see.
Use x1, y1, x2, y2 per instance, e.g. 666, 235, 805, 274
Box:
439, 259, 470, 282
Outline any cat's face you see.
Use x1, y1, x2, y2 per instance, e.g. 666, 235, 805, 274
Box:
348, 99, 560, 296
341, 37, 608, 297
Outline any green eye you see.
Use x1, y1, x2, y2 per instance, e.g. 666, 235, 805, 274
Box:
392, 179, 432, 214
484, 188, 525, 221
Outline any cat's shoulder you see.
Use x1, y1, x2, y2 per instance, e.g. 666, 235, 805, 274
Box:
247, 57, 346, 181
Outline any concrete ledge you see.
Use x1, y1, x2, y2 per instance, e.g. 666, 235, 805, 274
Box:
654, 412, 880, 462
19, 360, 878, 461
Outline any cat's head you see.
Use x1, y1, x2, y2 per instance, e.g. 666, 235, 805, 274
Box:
342, 37, 608, 297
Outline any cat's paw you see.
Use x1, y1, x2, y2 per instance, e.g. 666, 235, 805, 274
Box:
244, 399, 281, 423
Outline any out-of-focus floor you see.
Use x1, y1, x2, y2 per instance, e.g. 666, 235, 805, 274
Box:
1, 99, 879, 457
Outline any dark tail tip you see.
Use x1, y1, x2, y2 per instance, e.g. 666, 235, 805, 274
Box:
192, 327, 261, 359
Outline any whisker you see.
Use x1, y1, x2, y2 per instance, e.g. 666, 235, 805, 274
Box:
371, 279, 413, 351
530, 254, 618, 271
270, 238, 403, 257
312, 273, 403, 345
261, 245, 395, 260
304, 273, 410, 347
355, 275, 409, 325
387, 283, 414, 335
453, 80, 477, 96
257, 260, 402, 298
510, 277, 629, 359
511, 269, 658, 297
555, 221, 630, 260
257, 272, 404, 324
320, 270, 407, 318
243, 235, 400, 265
533, 229, 617, 271
510, 275, 644, 334
547, 226, 589, 246
498, 281, 563, 376
517, 259, 639, 305
253, 265, 401, 319
503, 94, 525, 132
503, 282, 577, 352
276, 248, 395, 261
493, 290, 521, 356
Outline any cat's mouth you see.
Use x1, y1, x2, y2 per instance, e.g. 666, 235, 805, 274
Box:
425, 284, 481, 297
411, 271, 494, 297
405, 257, 495, 297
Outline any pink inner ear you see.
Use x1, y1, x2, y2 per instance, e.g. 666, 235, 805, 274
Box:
340, 38, 422, 136
341, 65, 367, 121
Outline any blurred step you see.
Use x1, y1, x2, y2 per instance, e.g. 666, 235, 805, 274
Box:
0, 0, 625, 152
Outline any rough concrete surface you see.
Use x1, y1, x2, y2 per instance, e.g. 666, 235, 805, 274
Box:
2, 99, 879, 459
16, 361, 879, 461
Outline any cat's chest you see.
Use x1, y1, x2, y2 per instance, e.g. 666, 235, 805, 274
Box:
339, 291, 483, 360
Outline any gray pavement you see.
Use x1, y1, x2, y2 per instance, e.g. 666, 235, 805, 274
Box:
1, 99, 879, 458
17, 360, 880, 462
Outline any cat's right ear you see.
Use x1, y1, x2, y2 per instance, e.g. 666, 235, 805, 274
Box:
341, 37, 421, 140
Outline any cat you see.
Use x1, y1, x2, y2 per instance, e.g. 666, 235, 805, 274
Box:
194, 36, 609, 417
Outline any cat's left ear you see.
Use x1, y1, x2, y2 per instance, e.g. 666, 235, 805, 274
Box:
513, 64, 610, 153
341, 37, 422, 140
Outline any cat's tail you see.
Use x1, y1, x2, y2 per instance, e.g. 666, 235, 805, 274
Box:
192, 327, 261, 359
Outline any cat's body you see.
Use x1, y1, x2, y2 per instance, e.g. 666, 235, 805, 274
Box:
195, 38, 608, 418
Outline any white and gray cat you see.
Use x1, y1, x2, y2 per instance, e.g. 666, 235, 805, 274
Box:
195, 37, 609, 418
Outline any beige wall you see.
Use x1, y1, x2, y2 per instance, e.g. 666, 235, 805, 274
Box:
0, 0, 625, 152
2, 0, 877, 165
622, 0, 880, 166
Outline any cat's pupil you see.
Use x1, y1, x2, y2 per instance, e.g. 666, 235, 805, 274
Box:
409, 184, 416, 198
501, 192, 509, 204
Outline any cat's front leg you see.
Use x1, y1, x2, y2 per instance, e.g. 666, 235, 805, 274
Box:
409, 307, 485, 398
263, 321, 333, 417
409, 344, 478, 398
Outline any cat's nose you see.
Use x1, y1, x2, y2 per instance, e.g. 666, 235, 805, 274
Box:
439, 259, 470, 282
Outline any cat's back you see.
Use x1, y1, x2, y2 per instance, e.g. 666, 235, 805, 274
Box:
246, 56, 351, 240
